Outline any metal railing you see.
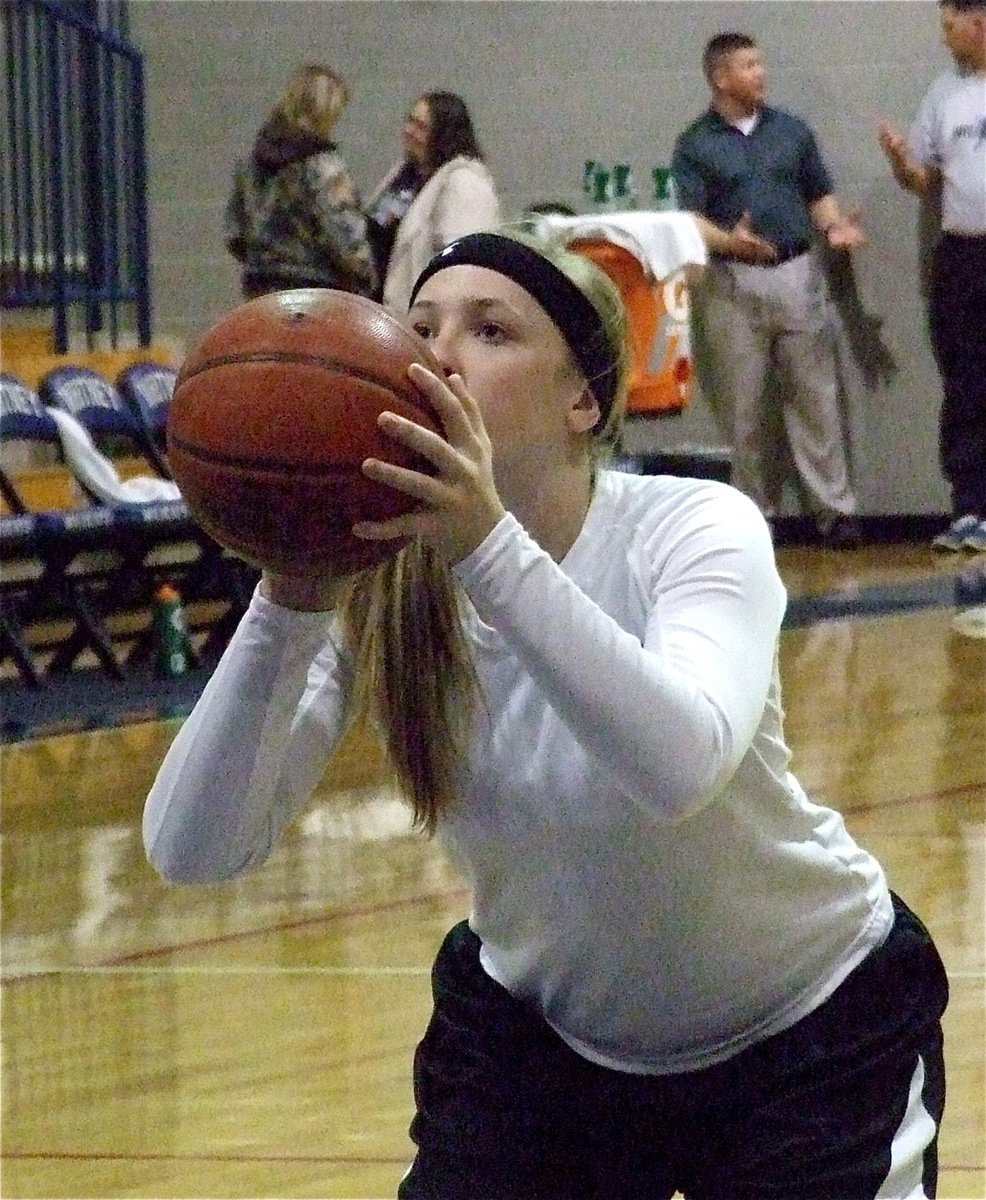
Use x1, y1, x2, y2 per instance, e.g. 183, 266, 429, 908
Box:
1, 0, 151, 353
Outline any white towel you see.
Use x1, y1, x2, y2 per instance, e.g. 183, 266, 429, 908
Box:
47, 407, 182, 505
953, 606, 986, 639
536, 211, 707, 282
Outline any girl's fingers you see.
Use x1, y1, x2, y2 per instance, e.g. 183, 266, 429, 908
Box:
362, 454, 451, 502
408, 363, 482, 440
376, 411, 469, 477
352, 514, 420, 542
353, 501, 447, 542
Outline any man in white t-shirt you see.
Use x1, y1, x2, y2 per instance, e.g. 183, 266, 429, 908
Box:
879, 0, 986, 552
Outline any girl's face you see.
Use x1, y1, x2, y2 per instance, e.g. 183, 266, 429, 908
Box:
408, 265, 599, 472
403, 99, 432, 167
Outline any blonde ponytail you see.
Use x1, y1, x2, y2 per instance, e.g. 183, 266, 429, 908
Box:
339, 540, 478, 834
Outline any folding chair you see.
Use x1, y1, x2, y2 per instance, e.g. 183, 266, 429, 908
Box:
0, 374, 53, 684
112, 363, 257, 657
0, 510, 48, 686
115, 361, 177, 478
39, 364, 171, 483
0, 373, 125, 680
0, 374, 51, 515
40, 365, 255, 666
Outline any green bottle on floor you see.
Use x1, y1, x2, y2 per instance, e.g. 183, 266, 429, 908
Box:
153, 583, 191, 677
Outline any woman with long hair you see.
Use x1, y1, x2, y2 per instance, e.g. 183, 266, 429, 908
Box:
224, 63, 376, 298
366, 91, 500, 312
145, 229, 947, 1199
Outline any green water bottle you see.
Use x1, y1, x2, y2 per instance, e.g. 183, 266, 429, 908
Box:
652, 166, 677, 211
153, 583, 191, 677
583, 159, 598, 201
613, 163, 637, 210
591, 166, 613, 211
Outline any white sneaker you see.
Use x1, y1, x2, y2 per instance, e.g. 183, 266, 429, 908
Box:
961, 519, 986, 553
932, 514, 980, 552
952, 605, 986, 638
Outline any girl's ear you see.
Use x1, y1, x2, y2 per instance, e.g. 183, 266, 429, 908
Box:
567, 386, 601, 435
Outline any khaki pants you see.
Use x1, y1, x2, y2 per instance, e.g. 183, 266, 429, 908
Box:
696, 252, 856, 522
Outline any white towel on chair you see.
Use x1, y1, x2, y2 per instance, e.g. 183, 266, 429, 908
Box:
535, 211, 708, 281
47, 407, 181, 505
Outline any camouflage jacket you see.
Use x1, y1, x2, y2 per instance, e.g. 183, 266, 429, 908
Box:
224, 123, 377, 296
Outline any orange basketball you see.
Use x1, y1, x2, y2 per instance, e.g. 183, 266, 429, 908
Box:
167, 289, 443, 576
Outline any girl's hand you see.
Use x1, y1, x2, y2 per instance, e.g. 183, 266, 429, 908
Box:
354, 364, 507, 563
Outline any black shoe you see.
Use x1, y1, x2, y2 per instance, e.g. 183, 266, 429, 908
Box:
822, 515, 863, 549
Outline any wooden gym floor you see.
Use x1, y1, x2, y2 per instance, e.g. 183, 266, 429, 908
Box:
1, 541, 984, 1199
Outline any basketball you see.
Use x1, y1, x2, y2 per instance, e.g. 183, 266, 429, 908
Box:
167, 289, 444, 576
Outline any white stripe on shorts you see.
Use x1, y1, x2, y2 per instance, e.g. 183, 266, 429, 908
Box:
875, 1055, 936, 1200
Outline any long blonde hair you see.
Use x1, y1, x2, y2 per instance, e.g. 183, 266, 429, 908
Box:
338, 230, 629, 834
275, 63, 349, 142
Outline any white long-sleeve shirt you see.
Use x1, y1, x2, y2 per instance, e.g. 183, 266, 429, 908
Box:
144, 470, 892, 1074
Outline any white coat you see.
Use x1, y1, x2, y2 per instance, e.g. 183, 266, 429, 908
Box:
371, 155, 501, 313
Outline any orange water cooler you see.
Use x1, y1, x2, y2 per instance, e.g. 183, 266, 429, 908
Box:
568, 239, 694, 418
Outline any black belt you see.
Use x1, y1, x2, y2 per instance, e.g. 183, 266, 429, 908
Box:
771, 241, 813, 264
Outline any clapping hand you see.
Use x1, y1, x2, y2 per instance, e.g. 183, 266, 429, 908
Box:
729, 212, 778, 263
877, 121, 908, 168
825, 210, 866, 251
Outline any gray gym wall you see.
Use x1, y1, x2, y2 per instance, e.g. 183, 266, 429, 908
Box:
130, 0, 948, 517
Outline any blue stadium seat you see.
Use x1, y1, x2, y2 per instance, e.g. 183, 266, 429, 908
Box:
0, 373, 62, 514
4, 370, 256, 683
0, 373, 125, 679
39, 364, 171, 483
115, 361, 177, 478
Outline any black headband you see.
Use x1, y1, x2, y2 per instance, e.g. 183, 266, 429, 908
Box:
408, 232, 619, 419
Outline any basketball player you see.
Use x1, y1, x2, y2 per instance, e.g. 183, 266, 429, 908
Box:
144, 230, 948, 1199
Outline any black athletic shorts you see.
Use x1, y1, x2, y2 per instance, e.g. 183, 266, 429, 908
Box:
397, 893, 948, 1200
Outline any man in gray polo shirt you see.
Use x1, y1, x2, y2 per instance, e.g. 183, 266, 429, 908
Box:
673, 32, 865, 549
879, 0, 986, 553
